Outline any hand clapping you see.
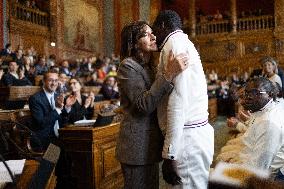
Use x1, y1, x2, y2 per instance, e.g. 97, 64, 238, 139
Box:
65, 95, 76, 109
55, 94, 65, 110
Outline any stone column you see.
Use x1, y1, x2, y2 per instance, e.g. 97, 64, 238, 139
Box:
2, 0, 9, 47
49, 0, 64, 59
230, 0, 237, 34
188, 0, 196, 37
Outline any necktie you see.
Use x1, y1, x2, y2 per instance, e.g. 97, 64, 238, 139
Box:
50, 96, 55, 109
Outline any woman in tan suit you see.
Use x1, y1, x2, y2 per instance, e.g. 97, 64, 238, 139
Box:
116, 21, 188, 189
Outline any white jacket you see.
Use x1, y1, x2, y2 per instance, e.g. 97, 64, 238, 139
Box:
157, 30, 209, 160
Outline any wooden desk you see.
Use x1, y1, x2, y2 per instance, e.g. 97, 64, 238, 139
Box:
59, 122, 123, 189
17, 160, 56, 189
1, 160, 56, 189
0, 86, 40, 109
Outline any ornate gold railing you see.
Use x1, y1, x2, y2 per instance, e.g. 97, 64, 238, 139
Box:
192, 15, 274, 36
237, 15, 274, 31
196, 20, 231, 35
10, 3, 49, 27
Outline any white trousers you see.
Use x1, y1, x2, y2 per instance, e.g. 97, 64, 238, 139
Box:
164, 123, 214, 189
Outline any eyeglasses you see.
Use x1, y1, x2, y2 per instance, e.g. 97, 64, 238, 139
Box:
244, 89, 267, 97
47, 79, 58, 83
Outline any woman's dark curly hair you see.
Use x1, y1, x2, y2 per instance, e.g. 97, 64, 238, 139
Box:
120, 21, 149, 60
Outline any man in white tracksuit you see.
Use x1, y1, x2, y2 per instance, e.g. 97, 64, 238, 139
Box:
153, 10, 214, 189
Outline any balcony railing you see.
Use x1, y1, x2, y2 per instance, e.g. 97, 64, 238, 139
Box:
196, 20, 231, 35
192, 15, 274, 36
10, 3, 49, 27
237, 15, 274, 31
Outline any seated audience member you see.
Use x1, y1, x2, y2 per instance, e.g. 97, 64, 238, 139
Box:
111, 53, 120, 65
239, 71, 249, 86
29, 71, 73, 150
261, 56, 282, 88
0, 43, 12, 56
213, 9, 223, 21
35, 56, 48, 75
56, 73, 69, 94
26, 48, 35, 65
1, 61, 32, 86
99, 76, 119, 100
87, 56, 95, 72
230, 72, 240, 86
23, 56, 36, 84
47, 54, 56, 68
62, 77, 94, 124
107, 65, 118, 77
95, 59, 107, 81
79, 57, 88, 73
208, 70, 218, 84
216, 88, 250, 162
216, 79, 230, 115
219, 77, 284, 180
85, 72, 102, 86
60, 60, 74, 77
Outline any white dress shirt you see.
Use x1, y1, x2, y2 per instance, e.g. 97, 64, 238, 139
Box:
43, 89, 61, 137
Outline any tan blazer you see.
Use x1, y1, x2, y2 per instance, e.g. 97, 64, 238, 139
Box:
116, 57, 173, 165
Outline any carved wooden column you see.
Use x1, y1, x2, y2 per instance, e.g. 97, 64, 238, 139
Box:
188, 0, 196, 38
230, 0, 237, 34
275, 0, 284, 33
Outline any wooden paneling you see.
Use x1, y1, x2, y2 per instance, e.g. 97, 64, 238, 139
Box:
193, 29, 284, 77
9, 17, 49, 55
16, 160, 56, 189
59, 123, 123, 189
114, 0, 139, 54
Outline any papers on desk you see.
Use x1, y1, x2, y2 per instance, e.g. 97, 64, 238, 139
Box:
74, 119, 96, 126
0, 110, 14, 113
0, 159, 25, 182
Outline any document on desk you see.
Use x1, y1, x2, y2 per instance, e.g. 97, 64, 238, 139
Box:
0, 159, 25, 182
74, 119, 96, 126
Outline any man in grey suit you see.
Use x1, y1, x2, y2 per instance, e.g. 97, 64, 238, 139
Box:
116, 21, 188, 189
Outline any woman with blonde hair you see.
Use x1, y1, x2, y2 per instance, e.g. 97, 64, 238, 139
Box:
261, 56, 282, 88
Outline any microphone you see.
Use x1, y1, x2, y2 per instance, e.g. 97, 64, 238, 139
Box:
11, 119, 43, 152
0, 153, 16, 184
4, 132, 38, 160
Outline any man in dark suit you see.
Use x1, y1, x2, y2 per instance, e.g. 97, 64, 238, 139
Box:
2, 61, 32, 86
0, 43, 12, 56
1, 61, 33, 109
29, 71, 66, 150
